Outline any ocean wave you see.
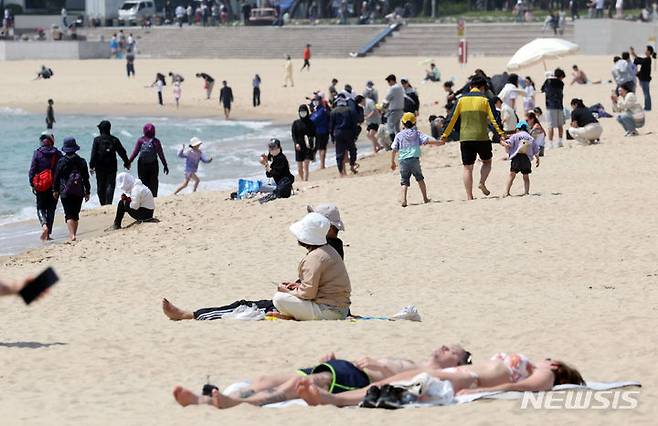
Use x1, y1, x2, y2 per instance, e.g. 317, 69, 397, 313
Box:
0, 106, 29, 116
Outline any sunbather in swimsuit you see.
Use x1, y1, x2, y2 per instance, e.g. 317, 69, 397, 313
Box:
490, 353, 534, 383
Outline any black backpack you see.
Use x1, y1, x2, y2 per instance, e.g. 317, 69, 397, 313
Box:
62, 157, 84, 198
96, 135, 117, 164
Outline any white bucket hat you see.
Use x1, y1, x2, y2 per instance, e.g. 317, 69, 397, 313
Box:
289, 213, 330, 246
116, 172, 135, 193
307, 204, 345, 231
189, 137, 203, 148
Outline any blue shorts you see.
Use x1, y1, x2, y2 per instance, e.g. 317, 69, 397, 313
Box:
399, 157, 424, 186
297, 359, 370, 394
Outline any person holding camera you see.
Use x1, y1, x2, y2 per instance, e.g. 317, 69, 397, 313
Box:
258, 138, 295, 199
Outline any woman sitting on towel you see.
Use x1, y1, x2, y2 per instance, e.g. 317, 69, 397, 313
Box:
291, 353, 585, 407
162, 206, 348, 321
172, 344, 472, 409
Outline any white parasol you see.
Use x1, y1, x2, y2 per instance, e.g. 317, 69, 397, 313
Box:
507, 38, 579, 71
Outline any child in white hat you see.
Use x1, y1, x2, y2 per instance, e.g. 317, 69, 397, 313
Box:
174, 137, 212, 194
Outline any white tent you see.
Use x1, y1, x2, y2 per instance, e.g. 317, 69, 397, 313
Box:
507, 38, 579, 71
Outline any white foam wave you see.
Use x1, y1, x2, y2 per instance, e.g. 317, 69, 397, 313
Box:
0, 106, 29, 116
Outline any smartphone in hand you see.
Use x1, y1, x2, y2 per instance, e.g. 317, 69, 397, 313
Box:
19, 267, 59, 305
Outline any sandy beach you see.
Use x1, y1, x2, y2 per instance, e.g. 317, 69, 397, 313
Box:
1, 54, 657, 424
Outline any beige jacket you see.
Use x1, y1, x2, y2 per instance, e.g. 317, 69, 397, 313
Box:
614, 92, 645, 123
291, 245, 351, 308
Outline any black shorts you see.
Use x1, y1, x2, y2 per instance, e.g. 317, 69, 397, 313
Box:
295, 146, 314, 162
460, 141, 493, 166
298, 359, 370, 394
366, 123, 379, 132
315, 133, 329, 151
510, 154, 532, 175
61, 196, 83, 221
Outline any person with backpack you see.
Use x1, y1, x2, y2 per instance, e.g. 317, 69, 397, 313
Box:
29, 132, 62, 241
89, 120, 130, 206
128, 123, 169, 197
53, 137, 91, 242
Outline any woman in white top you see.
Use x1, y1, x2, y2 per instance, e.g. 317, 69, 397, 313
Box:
497, 73, 525, 110
611, 81, 645, 136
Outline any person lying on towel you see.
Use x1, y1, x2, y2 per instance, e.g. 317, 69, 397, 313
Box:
172, 344, 472, 409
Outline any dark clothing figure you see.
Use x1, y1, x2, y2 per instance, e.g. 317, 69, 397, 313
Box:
253, 86, 261, 106
541, 78, 565, 110
330, 103, 357, 173
29, 143, 61, 236
53, 154, 91, 222
570, 106, 599, 127
126, 50, 135, 77
220, 86, 234, 109
291, 116, 316, 162
89, 121, 130, 205
266, 151, 295, 198
114, 201, 154, 227
128, 123, 169, 197
46, 104, 55, 129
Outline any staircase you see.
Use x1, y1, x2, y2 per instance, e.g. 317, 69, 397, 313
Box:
371, 23, 575, 57
81, 25, 385, 58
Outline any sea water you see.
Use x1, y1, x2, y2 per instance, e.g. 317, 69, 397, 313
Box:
0, 108, 292, 254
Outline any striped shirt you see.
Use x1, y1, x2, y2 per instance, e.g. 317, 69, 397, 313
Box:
441, 88, 505, 142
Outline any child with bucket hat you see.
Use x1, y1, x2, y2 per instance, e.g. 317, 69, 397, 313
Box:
502, 120, 540, 197
390, 112, 444, 207
174, 137, 213, 195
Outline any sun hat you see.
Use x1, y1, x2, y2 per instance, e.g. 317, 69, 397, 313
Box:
289, 213, 330, 246
516, 120, 529, 130
401, 112, 417, 126
61, 136, 80, 153
189, 137, 203, 148
307, 204, 345, 231
116, 172, 135, 193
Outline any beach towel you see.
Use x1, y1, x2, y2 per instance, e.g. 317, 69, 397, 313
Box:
220, 379, 640, 409
237, 179, 262, 199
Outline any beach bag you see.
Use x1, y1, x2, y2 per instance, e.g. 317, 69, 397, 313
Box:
32, 154, 57, 193
62, 159, 84, 198
139, 139, 158, 163
517, 136, 533, 155
237, 179, 261, 199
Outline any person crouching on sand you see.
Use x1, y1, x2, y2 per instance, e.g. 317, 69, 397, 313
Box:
111, 172, 155, 229
174, 137, 212, 194
502, 121, 540, 197
391, 112, 444, 207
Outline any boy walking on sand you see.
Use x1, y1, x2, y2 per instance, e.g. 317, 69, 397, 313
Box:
391, 112, 444, 207
174, 137, 213, 194
502, 121, 540, 197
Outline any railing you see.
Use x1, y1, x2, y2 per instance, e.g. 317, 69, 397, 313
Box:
351, 22, 401, 57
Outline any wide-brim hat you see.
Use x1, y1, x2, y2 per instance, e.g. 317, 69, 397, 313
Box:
307, 204, 345, 231
289, 213, 330, 246
189, 137, 203, 148
62, 136, 80, 153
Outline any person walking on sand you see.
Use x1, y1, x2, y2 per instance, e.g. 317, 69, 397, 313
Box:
151, 73, 166, 106
29, 132, 61, 241
292, 104, 316, 181
173, 81, 182, 109
53, 137, 91, 242
111, 172, 155, 229
252, 74, 262, 107
283, 55, 294, 88
391, 113, 444, 207
540, 68, 566, 148
89, 120, 130, 206
126, 47, 136, 78
219, 81, 234, 119
46, 99, 55, 130
630, 45, 655, 111
310, 95, 330, 169
128, 123, 169, 197
174, 137, 213, 194
330, 95, 358, 176
195, 72, 215, 100
301, 44, 311, 71
440, 75, 506, 200
383, 74, 405, 144
502, 121, 540, 197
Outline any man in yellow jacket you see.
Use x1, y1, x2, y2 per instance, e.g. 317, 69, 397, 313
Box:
441, 75, 506, 200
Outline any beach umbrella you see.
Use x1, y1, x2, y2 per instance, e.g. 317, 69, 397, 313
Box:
507, 38, 579, 71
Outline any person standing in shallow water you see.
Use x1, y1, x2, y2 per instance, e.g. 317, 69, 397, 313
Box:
128, 123, 169, 197
219, 81, 233, 119
29, 133, 61, 241
89, 120, 130, 206
46, 99, 55, 130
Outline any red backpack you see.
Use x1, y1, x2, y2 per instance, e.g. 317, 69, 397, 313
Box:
32, 154, 57, 193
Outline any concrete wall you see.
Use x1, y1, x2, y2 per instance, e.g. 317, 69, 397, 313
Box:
14, 15, 65, 30
575, 19, 658, 55
0, 41, 110, 60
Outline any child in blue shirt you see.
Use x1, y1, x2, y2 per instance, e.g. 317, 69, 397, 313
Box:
174, 137, 213, 194
391, 112, 444, 207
